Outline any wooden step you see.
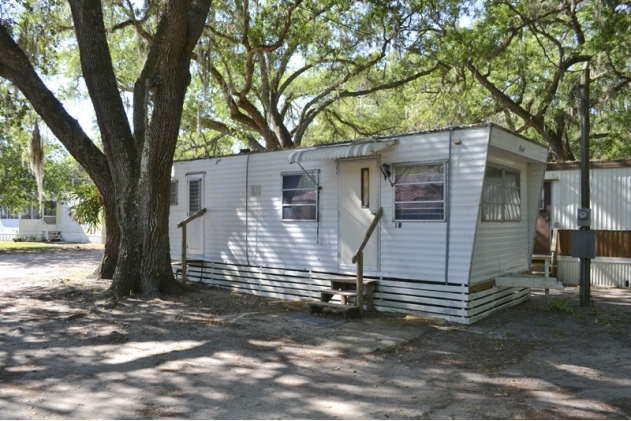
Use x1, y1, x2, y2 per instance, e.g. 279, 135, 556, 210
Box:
309, 302, 359, 320
171, 259, 205, 264
320, 289, 357, 306
321, 289, 357, 296
327, 278, 378, 285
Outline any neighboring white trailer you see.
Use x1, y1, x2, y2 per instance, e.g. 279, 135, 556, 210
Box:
14, 202, 103, 244
169, 124, 548, 323
539, 160, 631, 288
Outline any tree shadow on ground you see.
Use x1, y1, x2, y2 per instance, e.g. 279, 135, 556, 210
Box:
1, 276, 630, 419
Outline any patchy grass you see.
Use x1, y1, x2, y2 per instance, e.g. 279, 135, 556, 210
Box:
0, 241, 58, 250
547, 297, 576, 314
0, 241, 103, 251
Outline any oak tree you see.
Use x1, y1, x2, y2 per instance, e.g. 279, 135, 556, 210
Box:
0, 0, 211, 295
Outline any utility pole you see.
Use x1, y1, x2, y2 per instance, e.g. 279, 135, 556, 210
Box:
579, 63, 591, 307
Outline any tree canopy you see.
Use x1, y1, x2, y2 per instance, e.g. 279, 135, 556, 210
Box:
298, 0, 631, 161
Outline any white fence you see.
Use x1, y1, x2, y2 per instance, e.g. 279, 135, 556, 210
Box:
0, 232, 17, 241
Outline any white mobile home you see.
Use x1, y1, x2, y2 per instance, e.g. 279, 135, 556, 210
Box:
169, 124, 548, 324
537, 160, 631, 288
14, 201, 104, 244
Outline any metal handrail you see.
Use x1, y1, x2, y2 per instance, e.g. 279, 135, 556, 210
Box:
351, 207, 382, 315
178, 208, 207, 282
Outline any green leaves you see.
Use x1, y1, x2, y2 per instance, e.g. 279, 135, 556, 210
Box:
66, 180, 102, 234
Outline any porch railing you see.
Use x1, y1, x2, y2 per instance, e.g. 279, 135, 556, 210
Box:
177, 208, 207, 283
351, 207, 383, 316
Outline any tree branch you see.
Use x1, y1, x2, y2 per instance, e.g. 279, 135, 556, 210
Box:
0, 24, 114, 208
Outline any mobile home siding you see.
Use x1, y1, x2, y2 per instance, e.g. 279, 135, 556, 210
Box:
547, 167, 631, 231
545, 164, 631, 287
470, 154, 546, 284
169, 124, 549, 323
377, 127, 489, 284
245, 153, 339, 272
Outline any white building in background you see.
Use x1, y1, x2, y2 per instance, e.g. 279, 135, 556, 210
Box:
536, 160, 631, 288
168, 124, 549, 324
0, 201, 104, 244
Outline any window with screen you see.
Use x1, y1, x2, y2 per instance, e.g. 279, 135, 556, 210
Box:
361, 168, 369, 208
394, 163, 445, 221
170, 181, 178, 205
282, 172, 318, 221
189, 179, 201, 213
482, 166, 521, 222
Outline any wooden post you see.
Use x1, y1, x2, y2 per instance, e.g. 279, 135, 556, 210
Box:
356, 251, 364, 316
181, 224, 187, 283
351, 207, 382, 317
177, 208, 207, 284
544, 258, 550, 305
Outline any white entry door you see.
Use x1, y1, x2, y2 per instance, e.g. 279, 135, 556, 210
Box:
187, 177, 204, 256
339, 159, 379, 270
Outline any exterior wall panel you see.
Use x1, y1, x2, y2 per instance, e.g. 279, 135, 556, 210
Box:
378, 127, 489, 283
545, 164, 631, 288
558, 256, 631, 287
548, 167, 631, 231
168, 124, 549, 322
470, 157, 541, 283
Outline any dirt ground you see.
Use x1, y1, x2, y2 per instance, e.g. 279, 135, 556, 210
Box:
1, 246, 630, 419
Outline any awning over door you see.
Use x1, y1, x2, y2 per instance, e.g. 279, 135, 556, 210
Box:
288, 139, 397, 164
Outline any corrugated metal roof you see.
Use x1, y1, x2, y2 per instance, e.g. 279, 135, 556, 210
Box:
288, 139, 398, 164
547, 158, 631, 171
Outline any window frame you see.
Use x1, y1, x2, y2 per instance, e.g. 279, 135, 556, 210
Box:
392, 160, 447, 222
281, 170, 319, 222
170, 180, 178, 206
361, 167, 370, 208
482, 165, 521, 222
43, 200, 57, 217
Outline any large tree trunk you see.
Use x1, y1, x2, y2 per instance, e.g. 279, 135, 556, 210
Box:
99, 192, 119, 279
68, 0, 143, 296
70, 0, 210, 298
2, 0, 211, 298
138, 0, 211, 296
108, 199, 143, 295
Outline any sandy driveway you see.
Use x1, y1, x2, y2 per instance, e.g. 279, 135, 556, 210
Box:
1, 247, 630, 419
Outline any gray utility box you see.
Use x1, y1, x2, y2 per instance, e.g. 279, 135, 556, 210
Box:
572, 230, 596, 259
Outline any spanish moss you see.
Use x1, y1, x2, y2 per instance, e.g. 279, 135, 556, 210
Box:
28, 122, 45, 215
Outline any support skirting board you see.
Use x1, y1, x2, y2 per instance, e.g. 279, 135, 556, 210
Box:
171, 261, 530, 324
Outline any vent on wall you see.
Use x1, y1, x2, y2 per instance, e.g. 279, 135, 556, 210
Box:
250, 185, 261, 196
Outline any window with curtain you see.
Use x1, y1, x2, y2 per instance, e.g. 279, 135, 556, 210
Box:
394, 163, 445, 221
